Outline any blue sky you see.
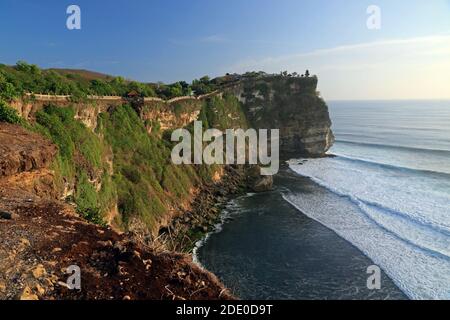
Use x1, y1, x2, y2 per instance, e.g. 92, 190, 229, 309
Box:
0, 0, 449, 99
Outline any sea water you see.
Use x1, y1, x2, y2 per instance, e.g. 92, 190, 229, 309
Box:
196, 100, 450, 300
288, 100, 450, 299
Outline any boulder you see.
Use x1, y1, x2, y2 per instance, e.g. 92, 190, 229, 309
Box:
247, 165, 274, 192
251, 175, 274, 192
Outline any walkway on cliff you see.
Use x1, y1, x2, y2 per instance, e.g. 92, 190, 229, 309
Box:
24, 90, 221, 104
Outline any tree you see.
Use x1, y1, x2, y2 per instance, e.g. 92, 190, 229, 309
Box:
90, 79, 115, 96
199, 76, 210, 84
0, 73, 18, 100
15, 61, 40, 75
168, 82, 183, 98
192, 78, 214, 95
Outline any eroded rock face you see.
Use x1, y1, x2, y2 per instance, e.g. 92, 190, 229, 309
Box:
226, 75, 335, 158
0, 123, 58, 177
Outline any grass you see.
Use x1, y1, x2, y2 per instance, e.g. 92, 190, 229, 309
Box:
34, 104, 110, 224
98, 104, 202, 230
24, 93, 247, 232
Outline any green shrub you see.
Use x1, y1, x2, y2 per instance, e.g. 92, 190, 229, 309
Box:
0, 61, 187, 99
75, 170, 104, 225
121, 166, 141, 184
202, 94, 247, 130
34, 105, 112, 224
0, 100, 22, 124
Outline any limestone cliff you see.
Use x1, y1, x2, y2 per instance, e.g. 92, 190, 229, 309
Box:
225, 75, 334, 158
4, 73, 334, 240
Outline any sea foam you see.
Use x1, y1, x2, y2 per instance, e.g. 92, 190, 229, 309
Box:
287, 157, 450, 300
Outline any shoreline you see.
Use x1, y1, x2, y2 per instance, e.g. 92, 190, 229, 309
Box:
192, 192, 257, 269
157, 165, 249, 253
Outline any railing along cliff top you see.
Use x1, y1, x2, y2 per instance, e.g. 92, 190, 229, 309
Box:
24, 90, 220, 104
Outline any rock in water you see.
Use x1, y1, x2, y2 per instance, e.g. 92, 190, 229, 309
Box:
251, 175, 274, 192
247, 165, 274, 192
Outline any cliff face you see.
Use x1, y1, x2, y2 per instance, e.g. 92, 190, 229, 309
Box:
0, 122, 233, 300
8, 95, 248, 238
5, 74, 334, 235
11, 75, 334, 160
10, 96, 204, 133
225, 75, 334, 158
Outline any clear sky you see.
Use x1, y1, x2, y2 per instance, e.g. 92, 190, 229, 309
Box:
0, 0, 449, 100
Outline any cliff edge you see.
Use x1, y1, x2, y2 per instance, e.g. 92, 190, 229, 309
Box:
0, 123, 233, 300
225, 74, 334, 158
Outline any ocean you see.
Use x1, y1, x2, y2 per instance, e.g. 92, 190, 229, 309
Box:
195, 100, 450, 300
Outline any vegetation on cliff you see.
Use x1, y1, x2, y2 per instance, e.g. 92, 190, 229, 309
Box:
0, 122, 233, 300
1, 63, 333, 232
0, 61, 217, 100
0, 100, 22, 124
23, 91, 247, 234
32, 105, 112, 224
98, 104, 203, 229
0, 63, 334, 300
202, 94, 248, 130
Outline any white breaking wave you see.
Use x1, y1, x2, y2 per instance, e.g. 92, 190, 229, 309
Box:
287, 158, 450, 300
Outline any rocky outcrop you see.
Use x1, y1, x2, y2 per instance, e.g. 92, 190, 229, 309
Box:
156, 165, 248, 252
139, 99, 202, 134
0, 123, 57, 177
10, 96, 204, 134
246, 165, 274, 192
225, 75, 335, 158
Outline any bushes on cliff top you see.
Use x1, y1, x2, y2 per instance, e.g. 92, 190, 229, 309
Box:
0, 71, 19, 100
0, 61, 216, 100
